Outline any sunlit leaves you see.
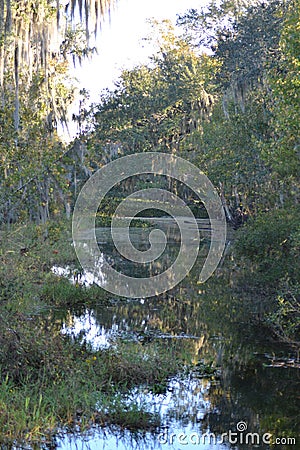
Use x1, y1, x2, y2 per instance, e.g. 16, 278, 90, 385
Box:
263, 0, 300, 180
90, 21, 217, 162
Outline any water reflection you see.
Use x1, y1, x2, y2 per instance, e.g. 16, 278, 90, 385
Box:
52, 224, 299, 450
56, 292, 299, 449
62, 308, 208, 350
61, 310, 114, 348
57, 373, 231, 450
58, 428, 230, 450
51, 264, 105, 287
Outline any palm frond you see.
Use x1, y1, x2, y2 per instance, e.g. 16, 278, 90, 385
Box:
0, 0, 114, 130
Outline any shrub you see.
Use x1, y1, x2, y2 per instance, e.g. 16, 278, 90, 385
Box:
235, 207, 300, 285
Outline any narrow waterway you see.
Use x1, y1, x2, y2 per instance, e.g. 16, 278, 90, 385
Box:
52, 221, 299, 450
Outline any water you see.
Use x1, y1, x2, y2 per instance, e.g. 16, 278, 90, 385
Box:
53, 222, 299, 450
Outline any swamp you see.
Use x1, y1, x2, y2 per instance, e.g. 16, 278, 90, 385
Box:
0, 0, 299, 448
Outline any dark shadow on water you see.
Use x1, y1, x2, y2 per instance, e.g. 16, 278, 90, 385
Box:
50, 225, 299, 450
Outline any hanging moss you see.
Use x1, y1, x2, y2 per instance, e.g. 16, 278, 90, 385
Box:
0, 0, 113, 131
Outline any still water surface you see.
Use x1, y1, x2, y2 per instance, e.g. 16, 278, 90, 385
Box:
54, 223, 299, 450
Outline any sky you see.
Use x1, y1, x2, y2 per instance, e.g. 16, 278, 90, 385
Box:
63, 0, 207, 140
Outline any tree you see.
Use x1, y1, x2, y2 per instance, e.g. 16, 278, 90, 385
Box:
0, 0, 113, 132
215, 0, 284, 115
176, 0, 259, 51
175, 1, 285, 224
262, 0, 300, 188
0, 0, 113, 224
89, 21, 218, 162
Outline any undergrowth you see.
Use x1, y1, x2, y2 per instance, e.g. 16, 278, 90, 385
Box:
0, 220, 182, 445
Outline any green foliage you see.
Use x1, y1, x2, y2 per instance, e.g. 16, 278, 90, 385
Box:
235, 208, 300, 284
235, 207, 300, 342
0, 0, 112, 224
198, 95, 271, 222
176, 0, 254, 50
88, 20, 218, 161
41, 276, 111, 307
217, 0, 300, 341
266, 286, 300, 344
83, 4, 300, 346
215, 0, 284, 91
178, 0, 298, 269
0, 1, 299, 444
262, 0, 300, 183
0, 319, 168, 443
0, 221, 186, 444
0, 47, 74, 223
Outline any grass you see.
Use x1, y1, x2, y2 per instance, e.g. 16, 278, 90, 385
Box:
0, 315, 179, 444
0, 219, 184, 446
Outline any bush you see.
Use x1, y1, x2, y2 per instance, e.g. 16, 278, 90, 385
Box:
234, 207, 300, 344
235, 207, 300, 285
